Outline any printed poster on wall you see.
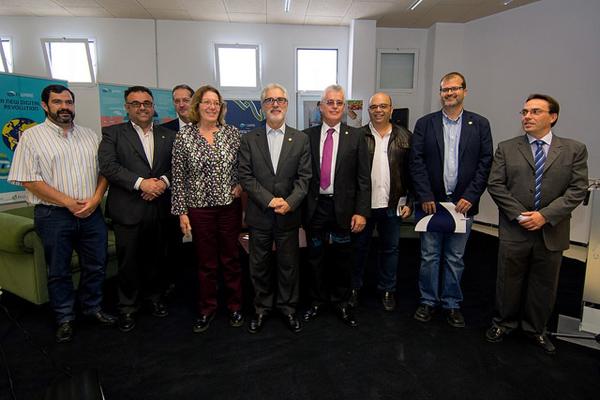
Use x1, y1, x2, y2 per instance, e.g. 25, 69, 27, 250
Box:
343, 99, 363, 128
99, 83, 176, 127
0, 72, 67, 204
225, 99, 264, 134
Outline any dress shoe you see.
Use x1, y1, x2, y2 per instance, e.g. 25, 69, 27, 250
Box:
229, 310, 245, 327
88, 310, 117, 326
382, 291, 396, 312
192, 314, 214, 333
247, 314, 266, 334
349, 288, 359, 308
413, 304, 435, 322
118, 313, 136, 332
337, 307, 358, 328
55, 321, 73, 343
303, 305, 320, 322
530, 333, 556, 354
151, 301, 169, 318
285, 313, 302, 333
446, 308, 465, 328
485, 325, 508, 343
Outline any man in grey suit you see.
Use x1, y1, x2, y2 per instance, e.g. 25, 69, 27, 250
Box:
238, 83, 312, 334
486, 94, 588, 354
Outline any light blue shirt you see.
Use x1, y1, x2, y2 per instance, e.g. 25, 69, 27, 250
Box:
442, 110, 463, 195
527, 130, 553, 158
266, 124, 285, 173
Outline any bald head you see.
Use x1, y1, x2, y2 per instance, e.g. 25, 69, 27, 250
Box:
368, 92, 393, 132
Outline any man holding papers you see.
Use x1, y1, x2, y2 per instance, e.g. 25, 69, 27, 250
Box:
409, 72, 493, 327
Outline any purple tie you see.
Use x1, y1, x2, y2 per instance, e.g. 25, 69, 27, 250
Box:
320, 128, 334, 190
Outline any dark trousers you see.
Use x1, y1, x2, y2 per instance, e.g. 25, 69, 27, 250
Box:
188, 200, 242, 316
113, 204, 167, 314
493, 232, 563, 334
306, 196, 353, 308
34, 205, 108, 324
248, 225, 300, 315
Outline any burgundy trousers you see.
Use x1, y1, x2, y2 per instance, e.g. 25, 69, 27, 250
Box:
188, 200, 242, 316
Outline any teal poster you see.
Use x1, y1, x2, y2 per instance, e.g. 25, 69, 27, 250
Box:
99, 83, 176, 127
0, 72, 66, 204
225, 99, 264, 134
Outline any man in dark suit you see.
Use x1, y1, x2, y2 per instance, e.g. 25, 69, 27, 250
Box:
485, 94, 588, 354
239, 83, 311, 334
409, 72, 493, 328
161, 84, 194, 133
302, 84, 371, 327
98, 85, 176, 332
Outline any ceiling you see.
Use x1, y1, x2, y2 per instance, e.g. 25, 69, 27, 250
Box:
0, 0, 540, 28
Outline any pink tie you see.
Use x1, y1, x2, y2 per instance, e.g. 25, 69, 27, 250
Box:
320, 128, 334, 190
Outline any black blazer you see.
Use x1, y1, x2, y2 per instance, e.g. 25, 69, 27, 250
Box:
238, 125, 312, 230
98, 122, 175, 225
161, 118, 180, 133
409, 110, 493, 216
303, 123, 371, 229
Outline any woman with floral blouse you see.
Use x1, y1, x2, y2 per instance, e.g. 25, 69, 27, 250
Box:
171, 85, 243, 333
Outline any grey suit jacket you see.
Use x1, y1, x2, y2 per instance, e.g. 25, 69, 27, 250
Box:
487, 134, 588, 251
238, 125, 312, 230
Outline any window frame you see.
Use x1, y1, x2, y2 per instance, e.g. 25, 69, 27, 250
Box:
41, 37, 97, 83
0, 37, 13, 73
295, 47, 339, 94
376, 48, 419, 93
214, 43, 261, 90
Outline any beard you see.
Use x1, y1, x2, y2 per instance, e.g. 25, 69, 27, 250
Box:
48, 108, 75, 125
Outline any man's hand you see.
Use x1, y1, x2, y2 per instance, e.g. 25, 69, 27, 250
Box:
421, 201, 436, 214
351, 214, 367, 233
399, 206, 412, 219
72, 197, 101, 218
455, 198, 472, 215
274, 200, 291, 215
65, 198, 85, 216
140, 178, 165, 197
179, 214, 192, 236
519, 211, 546, 231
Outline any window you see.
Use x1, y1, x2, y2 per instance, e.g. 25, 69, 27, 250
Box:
376, 49, 418, 92
41, 38, 97, 83
0, 37, 13, 73
215, 44, 259, 89
297, 48, 338, 92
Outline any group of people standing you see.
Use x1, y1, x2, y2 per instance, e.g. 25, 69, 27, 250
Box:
8, 71, 588, 356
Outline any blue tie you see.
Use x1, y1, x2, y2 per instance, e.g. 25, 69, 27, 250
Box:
534, 140, 546, 210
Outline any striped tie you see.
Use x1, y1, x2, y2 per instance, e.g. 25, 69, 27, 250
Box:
534, 140, 546, 210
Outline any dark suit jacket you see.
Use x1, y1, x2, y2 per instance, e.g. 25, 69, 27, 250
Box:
238, 125, 312, 230
409, 110, 493, 216
303, 123, 371, 229
98, 122, 175, 225
161, 118, 180, 133
487, 134, 588, 251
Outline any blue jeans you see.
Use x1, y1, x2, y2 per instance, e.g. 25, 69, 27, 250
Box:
34, 205, 108, 323
418, 218, 472, 309
353, 207, 402, 292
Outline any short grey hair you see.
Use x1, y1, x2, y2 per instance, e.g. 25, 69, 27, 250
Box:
321, 84, 345, 102
260, 83, 288, 103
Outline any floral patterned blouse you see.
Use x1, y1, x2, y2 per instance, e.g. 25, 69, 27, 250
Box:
171, 123, 240, 215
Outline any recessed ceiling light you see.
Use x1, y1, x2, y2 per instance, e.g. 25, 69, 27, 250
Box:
409, 0, 424, 11
503, 0, 514, 5
283, 0, 292, 13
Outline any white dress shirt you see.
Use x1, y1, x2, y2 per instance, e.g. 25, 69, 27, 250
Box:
266, 123, 285, 173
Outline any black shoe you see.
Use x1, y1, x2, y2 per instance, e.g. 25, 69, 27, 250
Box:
382, 291, 396, 312
349, 289, 359, 308
229, 311, 245, 327
88, 310, 117, 326
285, 313, 302, 333
55, 321, 73, 343
118, 313, 136, 332
531, 333, 556, 354
446, 308, 465, 328
337, 307, 358, 328
414, 304, 435, 322
247, 314, 266, 334
485, 325, 508, 343
192, 314, 214, 333
151, 301, 169, 318
303, 305, 320, 322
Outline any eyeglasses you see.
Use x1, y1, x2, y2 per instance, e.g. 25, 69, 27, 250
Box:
126, 101, 154, 109
369, 104, 391, 111
520, 108, 550, 116
200, 100, 222, 108
440, 86, 464, 94
324, 100, 344, 107
174, 98, 191, 105
263, 97, 288, 106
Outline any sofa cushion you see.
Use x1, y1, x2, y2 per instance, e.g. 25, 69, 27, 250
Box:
0, 212, 35, 254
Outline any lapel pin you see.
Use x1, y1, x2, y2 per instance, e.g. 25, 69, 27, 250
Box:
288, 138, 292, 141
161, 135, 165, 138
345, 131, 349, 135
468, 121, 473, 125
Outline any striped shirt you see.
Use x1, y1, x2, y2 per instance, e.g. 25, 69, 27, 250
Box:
8, 118, 101, 205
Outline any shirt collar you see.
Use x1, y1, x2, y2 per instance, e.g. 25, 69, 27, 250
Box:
369, 122, 392, 137
527, 130, 553, 146
178, 117, 192, 128
131, 120, 153, 135
322, 121, 341, 134
44, 118, 74, 137
266, 123, 286, 135
442, 109, 463, 123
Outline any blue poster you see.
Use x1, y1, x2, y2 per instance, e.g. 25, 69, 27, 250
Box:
99, 83, 176, 127
0, 72, 66, 204
225, 99, 264, 134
